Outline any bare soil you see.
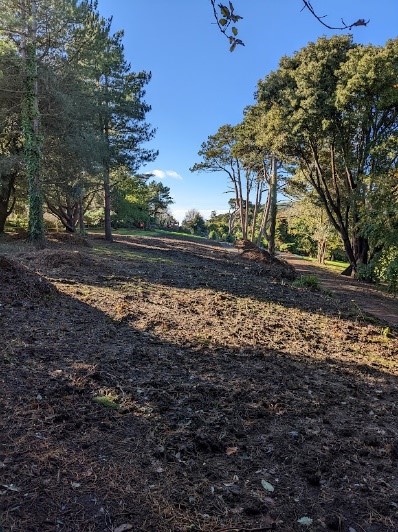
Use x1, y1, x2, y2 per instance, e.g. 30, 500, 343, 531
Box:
284, 253, 398, 329
1, 232, 397, 532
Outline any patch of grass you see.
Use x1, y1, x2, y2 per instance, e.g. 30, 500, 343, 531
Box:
88, 228, 207, 240
298, 255, 349, 273
93, 393, 119, 410
292, 274, 321, 290
90, 245, 174, 264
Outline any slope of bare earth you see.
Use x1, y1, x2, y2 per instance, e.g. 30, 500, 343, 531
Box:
0, 232, 397, 532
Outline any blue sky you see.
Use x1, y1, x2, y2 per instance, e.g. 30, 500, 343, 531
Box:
97, 0, 398, 223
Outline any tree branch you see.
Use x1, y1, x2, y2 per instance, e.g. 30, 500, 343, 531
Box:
210, 1, 369, 51
301, 1, 369, 31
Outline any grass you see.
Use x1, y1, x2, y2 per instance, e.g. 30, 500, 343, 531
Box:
292, 274, 321, 290
88, 227, 207, 240
93, 393, 120, 409
296, 254, 349, 273
90, 244, 175, 264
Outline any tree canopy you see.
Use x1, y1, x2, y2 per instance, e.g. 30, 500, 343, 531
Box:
0, 0, 160, 241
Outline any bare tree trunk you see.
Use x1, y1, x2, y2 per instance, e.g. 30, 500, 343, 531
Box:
0, 173, 17, 232
267, 156, 278, 256
317, 240, 326, 264
250, 178, 262, 242
236, 172, 246, 240
257, 192, 271, 246
102, 74, 113, 242
78, 194, 86, 235
103, 163, 112, 241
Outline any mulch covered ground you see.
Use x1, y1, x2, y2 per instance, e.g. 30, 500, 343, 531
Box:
0, 232, 397, 531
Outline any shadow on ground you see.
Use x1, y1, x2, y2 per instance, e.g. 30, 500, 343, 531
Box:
1, 234, 398, 531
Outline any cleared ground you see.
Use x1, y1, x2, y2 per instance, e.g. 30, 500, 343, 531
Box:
1, 232, 397, 531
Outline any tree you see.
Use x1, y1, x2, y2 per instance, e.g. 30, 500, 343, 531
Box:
110, 174, 174, 229
0, 0, 157, 241
40, 53, 102, 233
256, 36, 398, 275
146, 180, 174, 222
206, 210, 231, 241
182, 209, 206, 235
191, 124, 257, 240
91, 19, 157, 241
281, 199, 342, 263
0, 41, 23, 232
0, 0, 80, 244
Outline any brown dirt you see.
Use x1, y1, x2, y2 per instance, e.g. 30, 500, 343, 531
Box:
236, 240, 297, 281
283, 253, 398, 329
1, 233, 398, 532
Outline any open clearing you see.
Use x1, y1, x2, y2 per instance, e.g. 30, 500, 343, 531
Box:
1, 232, 397, 531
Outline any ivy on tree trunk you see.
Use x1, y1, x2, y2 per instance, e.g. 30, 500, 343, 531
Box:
22, 33, 44, 244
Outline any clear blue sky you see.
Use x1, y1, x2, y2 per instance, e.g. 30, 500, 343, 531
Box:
97, 0, 398, 223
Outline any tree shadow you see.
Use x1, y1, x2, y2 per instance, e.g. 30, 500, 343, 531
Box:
1, 274, 397, 531
17, 233, 388, 331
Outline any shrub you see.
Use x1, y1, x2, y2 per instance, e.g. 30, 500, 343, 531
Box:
292, 274, 320, 290
385, 258, 398, 293
279, 242, 296, 253
356, 262, 376, 282
208, 229, 219, 240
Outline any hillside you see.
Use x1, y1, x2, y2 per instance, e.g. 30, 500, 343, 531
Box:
1, 232, 397, 532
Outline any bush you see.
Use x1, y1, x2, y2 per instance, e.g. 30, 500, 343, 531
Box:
279, 242, 296, 253
385, 258, 398, 293
208, 229, 219, 240
356, 262, 376, 282
292, 274, 320, 290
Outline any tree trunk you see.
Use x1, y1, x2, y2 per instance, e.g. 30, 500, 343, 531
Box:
250, 179, 262, 242
353, 234, 369, 266
102, 72, 113, 243
340, 232, 369, 277
78, 195, 86, 235
0, 173, 17, 233
267, 156, 278, 256
103, 163, 112, 241
317, 240, 326, 264
22, 2, 45, 245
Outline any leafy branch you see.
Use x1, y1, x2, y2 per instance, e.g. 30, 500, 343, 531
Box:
301, 1, 369, 30
211, 1, 369, 51
210, 1, 244, 52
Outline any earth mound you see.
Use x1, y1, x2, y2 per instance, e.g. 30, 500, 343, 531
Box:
46, 231, 92, 248
235, 239, 297, 280
24, 249, 92, 270
0, 255, 55, 304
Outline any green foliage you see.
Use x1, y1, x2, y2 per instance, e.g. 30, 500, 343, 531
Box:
373, 248, 398, 293
93, 394, 119, 410
278, 242, 296, 253
292, 274, 321, 291
206, 211, 231, 241
256, 36, 398, 274
211, 1, 244, 51
0, 0, 159, 239
208, 229, 219, 240
182, 209, 206, 235
356, 263, 376, 283
385, 257, 398, 293
277, 201, 343, 261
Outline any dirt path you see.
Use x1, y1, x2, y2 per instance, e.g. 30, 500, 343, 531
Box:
283, 253, 398, 328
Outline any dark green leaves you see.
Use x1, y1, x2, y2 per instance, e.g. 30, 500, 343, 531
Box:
211, 1, 244, 51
